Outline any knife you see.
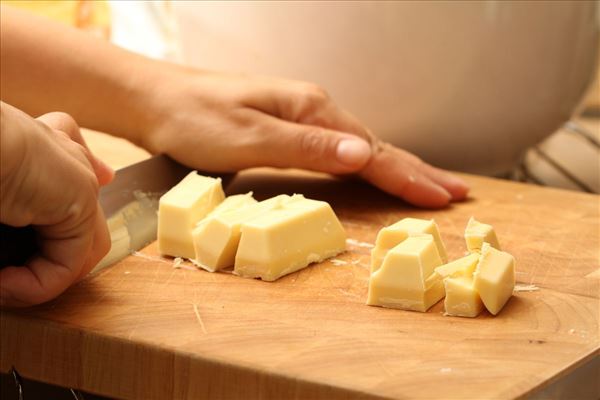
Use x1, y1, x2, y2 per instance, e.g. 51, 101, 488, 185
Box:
0, 155, 193, 271
92, 154, 193, 272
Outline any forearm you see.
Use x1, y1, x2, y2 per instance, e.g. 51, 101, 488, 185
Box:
0, 5, 469, 208
0, 5, 167, 144
0, 102, 25, 188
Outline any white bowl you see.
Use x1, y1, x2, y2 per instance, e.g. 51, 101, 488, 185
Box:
173, 1, 599, 176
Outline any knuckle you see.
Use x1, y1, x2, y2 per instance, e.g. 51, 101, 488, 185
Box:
300, 83, 330, 105
399, 175, 417, 196
65, 200, 93, 226
86, 169, 100, 196
412, 157, 427, 172
72, 170, 100, 216
298, 129, 328, 160
65, 140, 95, 171
51, 111, 77, 126
75, 141, 92, 159
230, 107, 255, 126
410, 154, 424, 166
54, 130, 72, 142
52, 112, 80, 139
58, 168, 99, 243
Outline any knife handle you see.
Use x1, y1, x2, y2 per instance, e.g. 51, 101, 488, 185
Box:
0, 224, 39, 268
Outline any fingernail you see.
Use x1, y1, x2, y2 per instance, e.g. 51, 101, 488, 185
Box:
427, 178, 452, 202
439, 186, 452, 200
441, 173, 469, 200
336, 138, 371, 167
446, 174, 468, 188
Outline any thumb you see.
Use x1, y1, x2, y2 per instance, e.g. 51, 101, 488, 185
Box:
36, 112, 114, 186
259, 117, 372, 175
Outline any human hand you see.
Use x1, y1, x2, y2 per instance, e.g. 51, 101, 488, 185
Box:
0, 102, 113, 307
1, 7, 467, 207
138, 69, 468, 208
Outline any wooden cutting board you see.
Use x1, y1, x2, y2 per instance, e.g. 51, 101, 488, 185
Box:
1, 167, 598, 399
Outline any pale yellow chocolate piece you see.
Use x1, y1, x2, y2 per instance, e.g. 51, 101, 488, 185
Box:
193, 195, 297, 272
434, 253, 480, 280
157, 171, 225, 259
473, 243, 515, 315
234, 196, 346, 281
444, 276, 485, 318
465, 217, 501, 252
370, 218, 448, 274
202, 192, 256, 221
367, 234, 444, 312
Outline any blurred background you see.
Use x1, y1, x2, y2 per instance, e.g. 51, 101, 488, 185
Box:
5, 0, 600, 193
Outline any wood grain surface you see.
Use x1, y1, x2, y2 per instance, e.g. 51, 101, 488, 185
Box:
1, 166, 598, 399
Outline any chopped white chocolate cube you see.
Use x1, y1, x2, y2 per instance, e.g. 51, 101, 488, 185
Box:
367, 234, 444, 312
193, 195, 295, 272
370, 218, 448, 274
444, 276, 485, 318
157, 171, 225, 259
465, 217, 501, 252
434, 253, 480, 280
473, 243, 515, 315
234, 195, 346, 281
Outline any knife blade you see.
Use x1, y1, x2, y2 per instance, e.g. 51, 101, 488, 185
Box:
0, 154, 232, 272
92, 154, 192, 272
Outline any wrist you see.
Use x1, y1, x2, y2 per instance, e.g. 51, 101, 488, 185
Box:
125, 60, 198, 153
0, 102, 27, 182
94, 58, 166, 147
0, 103, 38, 225
113, 59, 183, 149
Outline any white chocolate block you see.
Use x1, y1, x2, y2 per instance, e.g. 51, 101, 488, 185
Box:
465, 217, 501, 252
367, 234, 444, 312
157, 171, 225, 259
234, 195, 346, 281
371, 218, 447, 274
193, 195, 296, 272
434, 253, 480, 280
473, 243, 515, 315
444, 276, 485, 318
202, 192, 256, 221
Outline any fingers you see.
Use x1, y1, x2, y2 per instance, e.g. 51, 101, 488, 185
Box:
253, 115, 372, 174
76, 206, 111, 281
0, 261, 75, 307
359, 143, 470, 208
37, 112, 114, 186
360, 148, 451, 208
0, 203, 110, 307
246, 80, 469, 206
419, 162, 470, 201
244, 78, 377, 146
0, 219, 92, 307
151, 73, 468, 210
0, 106, 111, 307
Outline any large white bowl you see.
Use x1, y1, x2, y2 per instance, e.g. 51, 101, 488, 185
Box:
173, 1, 599, 176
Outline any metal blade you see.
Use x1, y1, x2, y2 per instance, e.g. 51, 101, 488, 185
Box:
93, 155, 191, 272
100, 154, 192, 218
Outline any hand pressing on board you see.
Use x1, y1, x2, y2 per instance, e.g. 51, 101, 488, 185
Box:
2, 5, 469, 210
140, 70, 469, 208
0, 102, 113, 307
